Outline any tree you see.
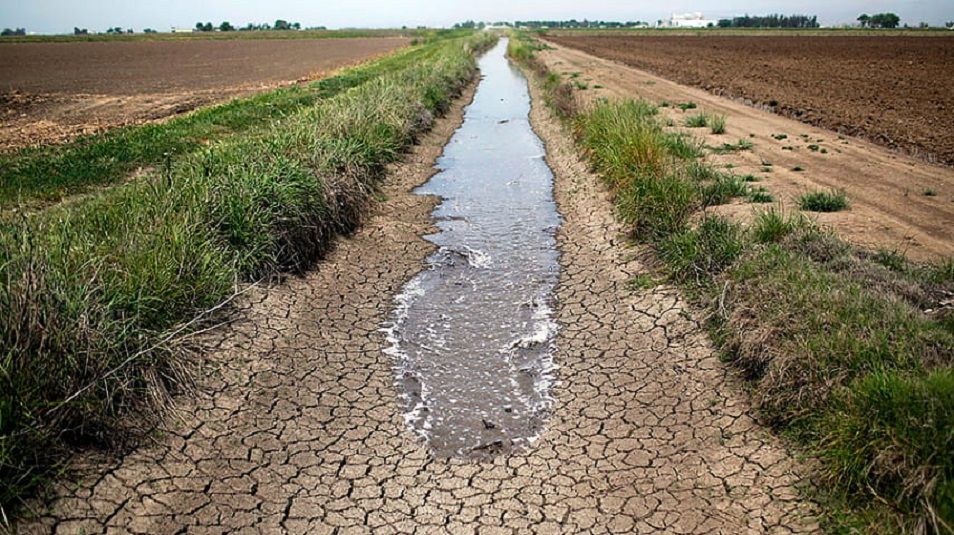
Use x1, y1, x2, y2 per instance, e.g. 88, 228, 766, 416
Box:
274, 19, 290, 30
219, 21, 235, 32
870, 13, 900, 28
74, 27, 88, 35
1, 28, 26, 36
717, 19, 732, 28
858, 14, 870, 27
195, 21, 213, 32
143, 28, 157, 33
947, 21, 953, 28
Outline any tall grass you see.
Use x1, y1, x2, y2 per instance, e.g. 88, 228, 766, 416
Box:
510, 35, 954, 533
0, 37, 474, 209
0, 31, 495, 516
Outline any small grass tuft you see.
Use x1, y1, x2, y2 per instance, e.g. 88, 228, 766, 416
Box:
746, 188, 774, 203
684, 113, 709, 128
708, 139, 753, 154
750, 207, 810, 243
799, 189, 849, 212
710, 114, 727, 135
658, 216, 745, 285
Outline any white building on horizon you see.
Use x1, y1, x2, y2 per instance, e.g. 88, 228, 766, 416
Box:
664, 12, 718, 28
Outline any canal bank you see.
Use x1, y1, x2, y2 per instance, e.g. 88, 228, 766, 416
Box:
18, 39, 818, 534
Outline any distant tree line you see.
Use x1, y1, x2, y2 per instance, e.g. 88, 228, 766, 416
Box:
514, 20, 646, 29
195, 19, 302, 32
0, 28, 26, 36
717, 14, 819, 28
453, 19, 646, 29
857, 13, 901, 29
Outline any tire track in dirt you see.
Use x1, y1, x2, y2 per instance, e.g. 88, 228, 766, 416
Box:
15, 65, 818, 534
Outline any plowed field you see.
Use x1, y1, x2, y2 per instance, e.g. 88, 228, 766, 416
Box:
545, 34, 954, 166
0, 37, 409, 150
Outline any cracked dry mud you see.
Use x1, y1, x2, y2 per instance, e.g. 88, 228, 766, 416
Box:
17, 68, 819, 534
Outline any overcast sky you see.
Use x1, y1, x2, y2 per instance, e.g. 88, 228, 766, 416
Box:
1, 0, 950, 34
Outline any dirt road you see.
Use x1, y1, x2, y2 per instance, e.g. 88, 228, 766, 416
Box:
539, 41, 954, 262
16, 69, 817, 533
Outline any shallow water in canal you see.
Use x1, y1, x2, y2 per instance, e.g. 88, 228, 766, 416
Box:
383, 39, 561, 459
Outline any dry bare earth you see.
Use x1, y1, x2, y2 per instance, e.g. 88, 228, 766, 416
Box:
545, 35, 954, 167
539, 40, 954, 262
16, 72, 818, 532
0, 37, 409, 151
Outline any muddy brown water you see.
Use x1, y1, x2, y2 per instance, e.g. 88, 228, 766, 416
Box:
383, 39, 561, 459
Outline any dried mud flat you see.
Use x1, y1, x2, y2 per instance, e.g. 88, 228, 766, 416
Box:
14, 71, 818, 532
538, 41, 954, 261
546, 34, 954, 167
0, 37, 409, 151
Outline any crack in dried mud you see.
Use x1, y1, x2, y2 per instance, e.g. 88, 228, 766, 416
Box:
15, 66, 819, 534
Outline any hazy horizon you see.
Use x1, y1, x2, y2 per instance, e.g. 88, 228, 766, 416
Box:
1, 0, 950, 35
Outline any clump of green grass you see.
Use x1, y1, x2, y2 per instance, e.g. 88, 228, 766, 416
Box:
923, 189, 938, 197
799, 189, 849, 212
659, 216, 745, 285
573, 99, 666, 188
746, 188, 774, 203
708, 139, 753, 154
677, 101, 698, 111
750, 207, 810, 243
772, 134, 788, 140
684, 113, 709, 128
699, 173, 749, 206
709, 114, 727, 135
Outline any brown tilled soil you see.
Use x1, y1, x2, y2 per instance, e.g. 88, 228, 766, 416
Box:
545, 34, 954, 167
14, 70, 818, 533
538, 40, 954, 261
0, 37, 409, 151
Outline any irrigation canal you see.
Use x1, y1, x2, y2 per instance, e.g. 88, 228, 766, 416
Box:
384, 39, 562, 459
